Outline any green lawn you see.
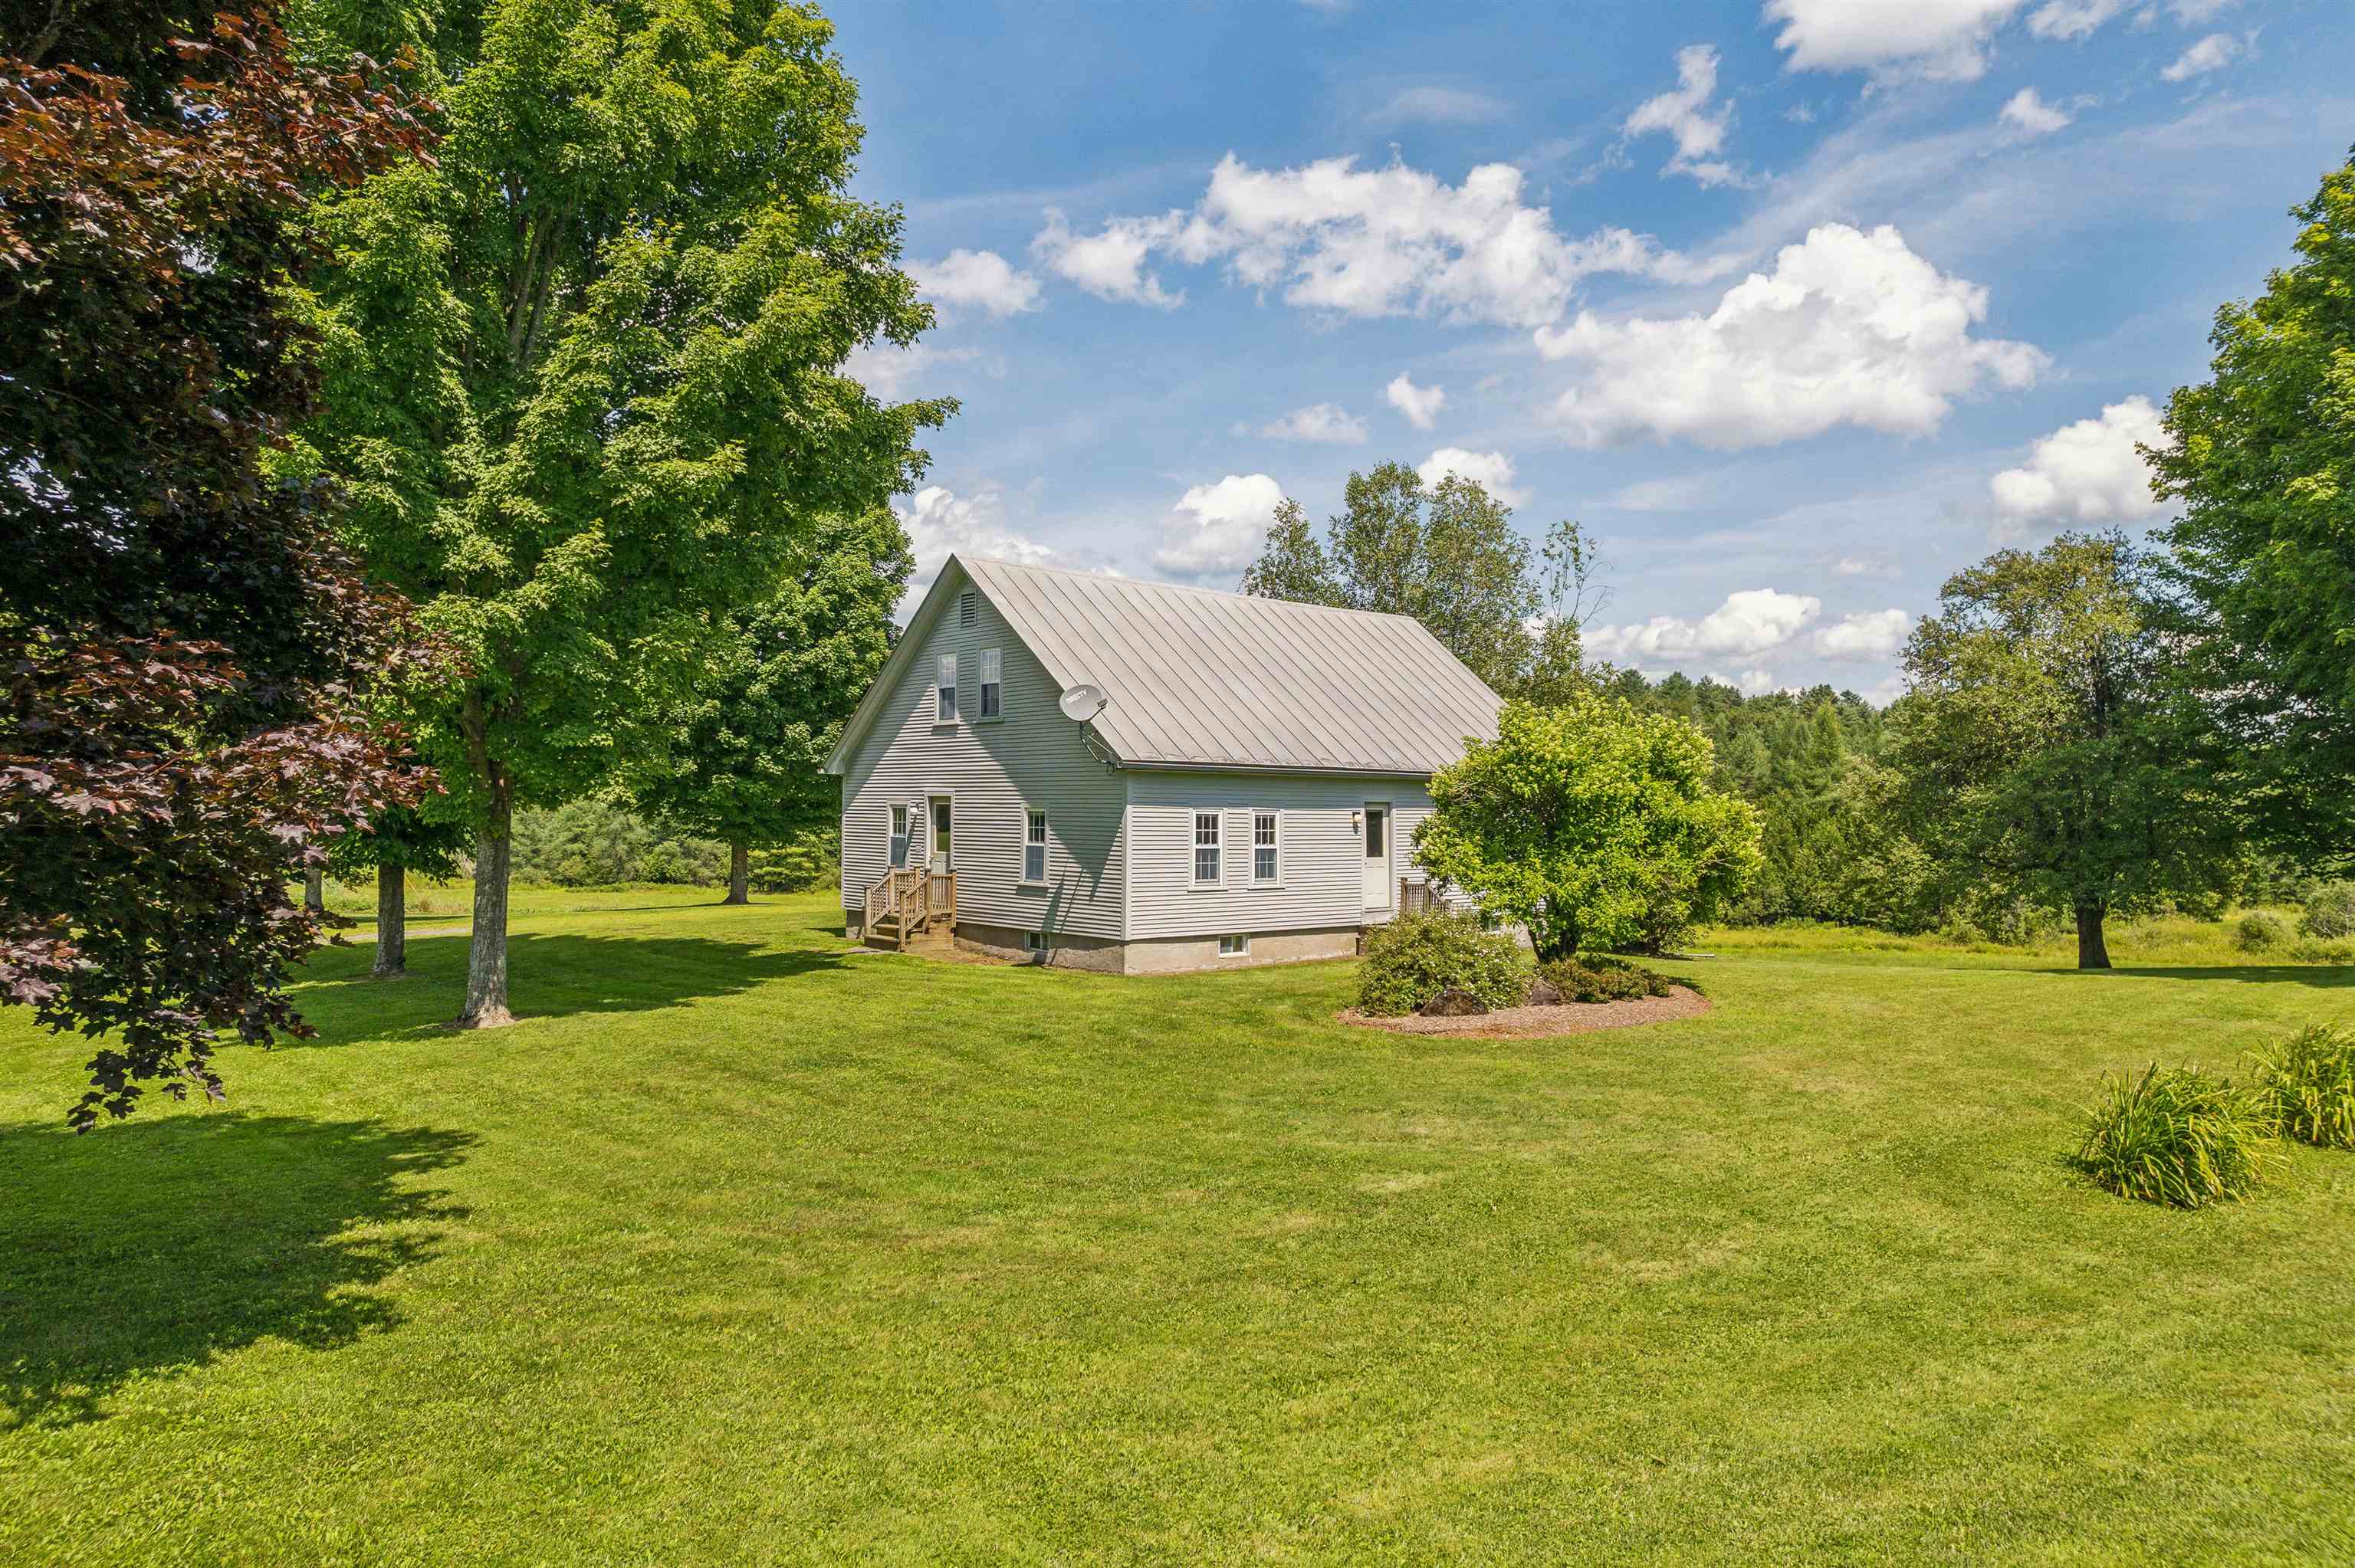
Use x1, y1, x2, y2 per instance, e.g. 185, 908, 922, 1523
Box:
4, 892, 2353, 1565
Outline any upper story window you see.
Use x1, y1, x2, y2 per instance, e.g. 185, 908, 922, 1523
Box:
1253, 811, 1279, 884
958, 589, 977, 627
1193, 810, 1221, 885
1023, 808, 1047, 883
935, 654, 957, 723
979, 648, 1002, 719
888, 804, 910, 868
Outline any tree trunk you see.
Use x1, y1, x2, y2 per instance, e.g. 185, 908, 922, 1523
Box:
459, 797, 515, 1027
373, 863, 406, 979
304, 867, 325, 913
724, 841, 750, 905
2075, 902, 2112, 970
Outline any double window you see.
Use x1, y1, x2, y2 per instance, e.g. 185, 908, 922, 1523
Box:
1023, 808, 1047, 884
979, 648, 1001, 719
935, 654, 957, 723
888, 804, 910, 869
1193, 811, 1221, 885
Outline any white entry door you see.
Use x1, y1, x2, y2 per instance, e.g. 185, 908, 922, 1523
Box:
928, 796, 953, 874
1361, 803, 1391, 910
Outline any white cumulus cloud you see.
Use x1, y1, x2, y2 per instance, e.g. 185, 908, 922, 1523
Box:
1764, 0, 2030, 80
907, 249, 1042, 319
1536, 223, 2048, 450
1027, 153, 1726, 330
1385, 372, 1447, 430
1030, 208, 1185, 308
1588, 589, 1824, 661
892, 485, 1066, 605
1257, 403, 1368, 444
1812, 608, 1913, 660
1998, 87, 2072, 136
1624, 44, 1742, 186
1989, 395, 2169, 537
1417, 448, 1526, 507
2168, 0, 2238, 24
2161, 31, 2241, 80
1153, 473, 1289, 577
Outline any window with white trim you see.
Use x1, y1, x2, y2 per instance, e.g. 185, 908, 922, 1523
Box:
1252, 810, 1279, 884
979, 648, 1002, 719
935, 654, 957, 723
1023, 930, 1045, 952
888, 804, 910, 868
1023, 808, 1047, 884
1217, 933, 1249, 957
1192, 811, 1220, 885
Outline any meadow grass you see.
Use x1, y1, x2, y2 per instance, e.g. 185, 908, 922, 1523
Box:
4, 890, 2353, 1564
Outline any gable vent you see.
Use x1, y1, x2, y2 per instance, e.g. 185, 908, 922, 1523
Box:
958, 590, 977, 627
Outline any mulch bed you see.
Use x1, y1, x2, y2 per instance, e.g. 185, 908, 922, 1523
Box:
1337, 986, 1711, 1038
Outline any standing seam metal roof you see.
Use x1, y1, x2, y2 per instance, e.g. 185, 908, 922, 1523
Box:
951, 555, 1502, 775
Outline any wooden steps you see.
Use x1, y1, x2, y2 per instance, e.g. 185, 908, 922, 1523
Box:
864, 915, 954, 953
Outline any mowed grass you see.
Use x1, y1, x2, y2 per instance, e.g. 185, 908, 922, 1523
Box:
3, 892, 2353, 1565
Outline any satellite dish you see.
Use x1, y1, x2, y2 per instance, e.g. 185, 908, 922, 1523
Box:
1058, 684, 1108, 723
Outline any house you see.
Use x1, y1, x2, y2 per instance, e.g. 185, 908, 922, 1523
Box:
822, 554, 1503, 972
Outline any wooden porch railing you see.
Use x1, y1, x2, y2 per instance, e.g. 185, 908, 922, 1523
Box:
862, 868, 957, 949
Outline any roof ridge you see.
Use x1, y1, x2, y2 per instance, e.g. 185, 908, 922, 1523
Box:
957, 555, 1421, 625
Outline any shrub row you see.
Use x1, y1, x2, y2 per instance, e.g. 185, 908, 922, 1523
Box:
2076, 1025, 2355, 1207
1356, 910, 1690, 1016
1538, 955, 1676, 1003
1355, 910, 1529, 1017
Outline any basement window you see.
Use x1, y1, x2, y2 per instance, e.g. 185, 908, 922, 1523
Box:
1024, 930, 1045, 952
1217, 933, 1250, 957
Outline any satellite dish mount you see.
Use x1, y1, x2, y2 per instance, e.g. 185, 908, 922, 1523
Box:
1059, 684, 1118, 771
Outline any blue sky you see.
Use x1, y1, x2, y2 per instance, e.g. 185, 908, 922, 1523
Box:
831, 0, 2352, 700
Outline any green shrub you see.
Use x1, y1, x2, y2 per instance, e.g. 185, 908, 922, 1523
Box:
2247, 1025, 2355, 1150
2235, 910, 2288, 952
2299, 883, 2355, 940
2074, 1064, 2284, 1208
1539, 954, 1675, 1003
1357, 910, 1530, 1018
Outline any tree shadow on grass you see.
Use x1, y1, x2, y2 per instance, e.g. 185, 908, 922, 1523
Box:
291, 932, 861, 1042
0, 1114, 474, 1432
2083, 966, 2355, 989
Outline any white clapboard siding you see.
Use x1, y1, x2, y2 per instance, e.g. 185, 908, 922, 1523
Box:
839, 571, 1126, 938
1123, 773, 1442, 938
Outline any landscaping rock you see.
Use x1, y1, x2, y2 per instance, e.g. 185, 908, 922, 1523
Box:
1421, 986, 1490, 1017
1523, 978, 1564, 1007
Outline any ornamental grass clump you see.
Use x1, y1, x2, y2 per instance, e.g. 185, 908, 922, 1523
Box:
2247, 1025, 2355, 1150
1356, 910, 1530, 1018
2074, 1064, 2284, 1209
